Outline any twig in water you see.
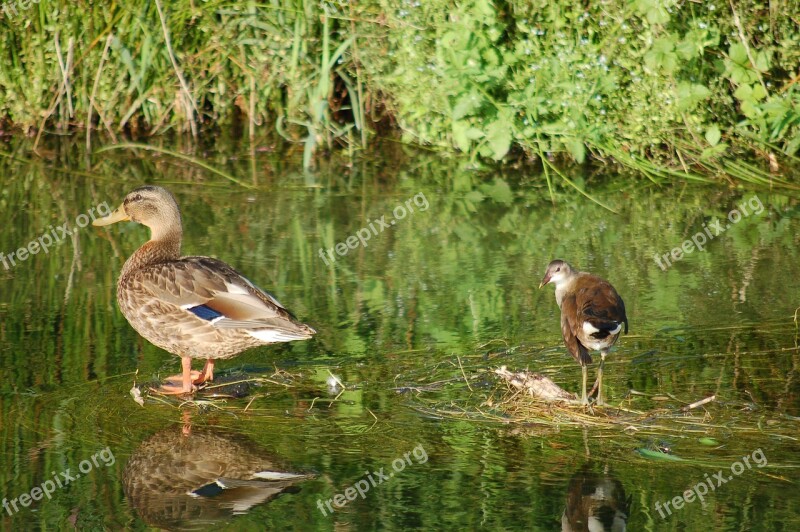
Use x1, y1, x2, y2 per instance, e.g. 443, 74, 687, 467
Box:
457, 356, 473, 392
681, 395, 716, 412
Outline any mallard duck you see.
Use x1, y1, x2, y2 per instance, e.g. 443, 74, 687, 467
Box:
94, 185, 315, 394
123, 426, 313, 528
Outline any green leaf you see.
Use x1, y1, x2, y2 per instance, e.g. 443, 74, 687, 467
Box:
700, 143, 728, 160
733, 83, 767, 114
452, 91, 482, 120
465, 127, 485, 140
486, 119, 512, 160
705, 125, 721, 146
636, 448, 684, 461
676, 28, 718, 60
644, 36, 678, 73
479, 178, 513, 204
452, 120, 471, 152
676, 82, 711, 112
565, 138, 586, 163
754, 50, 771, 72
728, 43, 748, 64
464, 190, 485, 203
726, 43, 760, 84
635, 0, 672, 24
675, 39, 698, 61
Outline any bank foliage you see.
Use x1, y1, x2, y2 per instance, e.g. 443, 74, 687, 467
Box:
0, 0, 798, 180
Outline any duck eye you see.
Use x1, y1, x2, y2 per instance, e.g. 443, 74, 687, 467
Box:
133, 194, 142, 202
556, 267, 560, 272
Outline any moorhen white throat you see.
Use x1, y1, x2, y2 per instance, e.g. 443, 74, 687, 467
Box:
539, 260, 628, 405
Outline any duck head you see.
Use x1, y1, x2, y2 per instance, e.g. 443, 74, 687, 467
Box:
93, 185, 181, 241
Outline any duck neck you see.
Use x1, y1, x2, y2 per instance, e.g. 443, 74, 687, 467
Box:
120, 231, 182, 279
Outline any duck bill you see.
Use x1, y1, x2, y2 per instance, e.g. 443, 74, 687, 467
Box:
92, 204, 130, 226
538, 273, 551, 289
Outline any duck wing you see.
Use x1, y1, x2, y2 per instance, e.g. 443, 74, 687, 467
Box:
128, 256, 315, 341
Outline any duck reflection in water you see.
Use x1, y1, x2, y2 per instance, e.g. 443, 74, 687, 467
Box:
123, 415, 313, 530
562, 463, 630, 531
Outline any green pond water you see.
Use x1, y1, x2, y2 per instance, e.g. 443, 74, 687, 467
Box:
0, 139, 798, 531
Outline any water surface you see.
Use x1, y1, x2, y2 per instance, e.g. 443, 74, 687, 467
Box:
0, 140, 798, 530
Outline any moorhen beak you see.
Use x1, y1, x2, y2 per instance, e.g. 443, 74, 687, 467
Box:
538, 273, 551, 289
539, 259, 628, 406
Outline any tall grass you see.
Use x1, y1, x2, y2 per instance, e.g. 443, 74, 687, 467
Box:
0, 0, 798, 184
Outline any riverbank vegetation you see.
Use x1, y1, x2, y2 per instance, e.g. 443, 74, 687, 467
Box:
1, 0, 798, 185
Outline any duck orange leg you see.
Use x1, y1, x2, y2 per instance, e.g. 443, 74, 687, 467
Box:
195, 359, 215, 384
153, 357, 198, 395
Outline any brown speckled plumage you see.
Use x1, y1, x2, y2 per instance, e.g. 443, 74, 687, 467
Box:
94, 186, 315, 392
118, 254, 313, 360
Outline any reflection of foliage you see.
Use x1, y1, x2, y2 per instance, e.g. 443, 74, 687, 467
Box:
0, 140, 799, 529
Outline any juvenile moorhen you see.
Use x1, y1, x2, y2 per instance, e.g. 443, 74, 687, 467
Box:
539, 260, 628, 405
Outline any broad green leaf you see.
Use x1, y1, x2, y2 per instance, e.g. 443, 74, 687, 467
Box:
565, 138, 586, 163
676, 82, 711, 111
452, 120, 471, 152
705, 126, 721, 146
644, 36, 678, 73
486, 119, 512, 160
479, 178, 513, 204
726, 43, 760, 84
452, 92, 482, 120
675, 39, 698, 61
754, 50, 771, 72
734, 84, 766, 103
700, 143, 728, 159
635, 0, 672, 24
728, 43, 748, 64
464, 190, 485, 203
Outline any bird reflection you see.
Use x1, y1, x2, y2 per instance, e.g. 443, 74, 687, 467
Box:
123, 418, 313, 530
562, 463, 630, 531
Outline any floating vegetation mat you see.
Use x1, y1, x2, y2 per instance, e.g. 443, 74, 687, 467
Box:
400, 356, 800, 447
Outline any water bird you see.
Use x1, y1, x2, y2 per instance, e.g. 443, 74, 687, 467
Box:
539, 260, 628, 405
93, 185, 315, 394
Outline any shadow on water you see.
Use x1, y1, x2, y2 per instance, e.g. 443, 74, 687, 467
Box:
0, 136, 799, 530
